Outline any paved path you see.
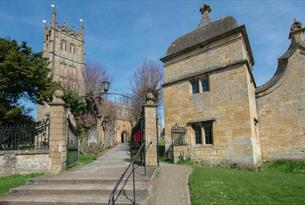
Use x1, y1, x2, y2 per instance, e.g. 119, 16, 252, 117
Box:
150, 163, 192, 205
0, 143, 155, 205
56, 143, 132, 179
52, 143, 155, 179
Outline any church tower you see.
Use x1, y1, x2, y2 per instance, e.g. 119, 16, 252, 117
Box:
37, 6, 85, 121
43, 6, 85, 95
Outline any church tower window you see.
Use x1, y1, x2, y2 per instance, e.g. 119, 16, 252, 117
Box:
61, 40, 67, 51
70, 43, 75, 54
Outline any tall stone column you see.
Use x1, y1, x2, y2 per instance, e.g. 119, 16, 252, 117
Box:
143, 93, 158, 166
48, 90, 68, 174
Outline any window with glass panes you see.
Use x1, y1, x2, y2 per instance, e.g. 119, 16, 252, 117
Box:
201, 77, 210, 92
193, 124, 202, 144
192, 80, 200, 94
204, 123, 213, 144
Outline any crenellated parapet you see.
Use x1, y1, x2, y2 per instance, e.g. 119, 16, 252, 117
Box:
56, 24, 84, 41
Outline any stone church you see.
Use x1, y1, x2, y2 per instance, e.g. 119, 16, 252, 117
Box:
37, 8, 133, 146
162, 5, 305, 167
37, 6, 85, 120
43, 7, 85, 95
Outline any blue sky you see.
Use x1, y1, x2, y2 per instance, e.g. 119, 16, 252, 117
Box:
1, 0, 305, 118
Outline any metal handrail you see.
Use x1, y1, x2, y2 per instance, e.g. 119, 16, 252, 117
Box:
108, 142, 152, 205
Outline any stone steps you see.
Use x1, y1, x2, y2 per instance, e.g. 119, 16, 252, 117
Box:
0, 193, 146, 205
0, 144, 156, 205
0, 177, 152, 205
10, 184, 150, 196
27, 178, 150, 186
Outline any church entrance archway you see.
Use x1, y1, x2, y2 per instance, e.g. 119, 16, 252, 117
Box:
121, 131, 128, 143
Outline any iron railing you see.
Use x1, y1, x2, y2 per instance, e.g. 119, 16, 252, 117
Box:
66, 116, 79, 166
108, 142, 152, 205
0, 117, 50, 151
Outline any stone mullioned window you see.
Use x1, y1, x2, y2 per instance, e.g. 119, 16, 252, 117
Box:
192, 121, 214, 145
191, 76, 210, 94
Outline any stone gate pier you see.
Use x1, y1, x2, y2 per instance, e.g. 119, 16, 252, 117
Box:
0, 90, 77, 176
143, 92, 158, 166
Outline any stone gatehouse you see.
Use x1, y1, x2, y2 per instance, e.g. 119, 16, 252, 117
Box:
161, 4, 305, 167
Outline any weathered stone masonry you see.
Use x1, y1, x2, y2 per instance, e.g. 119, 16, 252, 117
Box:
256, 19, 305, 161
162, 5, 305, 167
38, 7, 85, 121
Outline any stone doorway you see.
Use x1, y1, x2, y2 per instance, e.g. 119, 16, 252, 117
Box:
121, 131, 128, 143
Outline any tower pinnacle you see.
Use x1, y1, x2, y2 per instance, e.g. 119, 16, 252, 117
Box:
290, 18, 302, 32
289, 18, 305, 39
198, 4, 212, 28
51, 4, 56, 27
80, 19, 84, 33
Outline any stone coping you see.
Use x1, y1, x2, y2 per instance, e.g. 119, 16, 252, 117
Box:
0, 149, 49, 156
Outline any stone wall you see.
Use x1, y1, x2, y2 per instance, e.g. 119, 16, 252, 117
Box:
256, 37, 305, 161
172, 145, 188, 163
163, 32, 250, 84
0, 150, 51, 176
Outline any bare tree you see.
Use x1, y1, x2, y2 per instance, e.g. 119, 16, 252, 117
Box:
130, 59, 163, 119
84, 62, 111, 96
100, 101, 117, 145
76, 62, 112, 128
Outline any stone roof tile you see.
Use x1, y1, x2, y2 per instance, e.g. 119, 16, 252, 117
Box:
166, 16, 238, 57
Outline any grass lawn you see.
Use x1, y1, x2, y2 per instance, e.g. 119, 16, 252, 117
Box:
77, 153, 97, 165
0, 173, 42, 196
65, 154, 97, 169
189, 161, 305, 205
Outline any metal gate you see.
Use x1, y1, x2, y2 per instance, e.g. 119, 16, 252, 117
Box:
66, 116, 78, 166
